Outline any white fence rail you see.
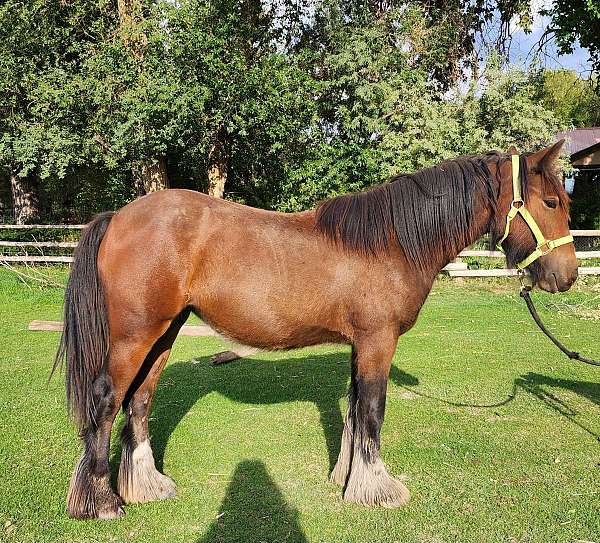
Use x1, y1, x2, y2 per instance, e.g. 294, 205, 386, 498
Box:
0, 224, 85, 229
1, 225, 599, 277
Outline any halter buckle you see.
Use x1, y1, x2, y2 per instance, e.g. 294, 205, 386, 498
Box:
537, 240, 552, 256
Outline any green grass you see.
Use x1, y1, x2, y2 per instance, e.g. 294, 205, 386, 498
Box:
1, 268, 599, 543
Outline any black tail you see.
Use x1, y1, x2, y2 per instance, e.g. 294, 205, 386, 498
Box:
52, 211, 115, 432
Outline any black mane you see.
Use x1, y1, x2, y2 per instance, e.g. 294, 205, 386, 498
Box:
315, 154, 501, 269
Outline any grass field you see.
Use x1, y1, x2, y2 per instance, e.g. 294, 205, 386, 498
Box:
0, 267, 599, 543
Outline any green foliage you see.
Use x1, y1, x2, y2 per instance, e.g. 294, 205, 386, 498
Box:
537, 69, 600, 128
473, 60, 562, 151
159, 0, 317, 207
278, 35, 562, 211
0, 0, 569, 220
0, 0, 128, 218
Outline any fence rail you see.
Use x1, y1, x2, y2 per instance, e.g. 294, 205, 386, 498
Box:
1, 225, 599, 277
447, 267, 600, 278
0, 241, 78, 248
0, 224, 85, 230
0, 255, 74, 263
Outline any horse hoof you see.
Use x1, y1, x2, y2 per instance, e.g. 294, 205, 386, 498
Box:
68, 492, 124, 520
119, 473, 177, 504
97, 504, 125, 520
67, 458, 124, 520
342, 457, 410, 508
330, 462, 350, 486
120, 471, 177, 502
344, 475, 410, 508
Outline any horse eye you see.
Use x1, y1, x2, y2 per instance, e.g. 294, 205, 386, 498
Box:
544, 199, 558, 209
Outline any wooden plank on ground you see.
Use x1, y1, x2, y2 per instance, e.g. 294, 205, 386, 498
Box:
28, 320, 64, 332
28, 320, 219, 337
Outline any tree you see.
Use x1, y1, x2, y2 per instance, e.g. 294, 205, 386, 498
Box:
0, 0, 121, 222
0, 0, 569, 222
542, 0, 600, 78
536, 69, 600, 128
154, 0, 317, 205
277, 14, 562, 212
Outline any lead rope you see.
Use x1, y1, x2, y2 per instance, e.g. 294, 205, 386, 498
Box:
519, 284, 600, 367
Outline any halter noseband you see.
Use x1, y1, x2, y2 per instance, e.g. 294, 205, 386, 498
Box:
496, 154, 573, 270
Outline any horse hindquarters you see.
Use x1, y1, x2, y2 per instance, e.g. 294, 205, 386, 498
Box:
57, 208, 190, 519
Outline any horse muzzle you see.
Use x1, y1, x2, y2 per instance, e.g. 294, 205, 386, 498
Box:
537, 268, 578, 293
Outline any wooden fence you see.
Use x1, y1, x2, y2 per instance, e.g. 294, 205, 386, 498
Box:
1, 224, 599, 277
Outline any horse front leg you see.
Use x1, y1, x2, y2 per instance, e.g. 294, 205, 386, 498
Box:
341, 331, 410, 508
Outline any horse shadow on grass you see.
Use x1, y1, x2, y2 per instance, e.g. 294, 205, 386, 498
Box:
196, 459, 308, 543
142, 353, 413, 543
147, 352, 419, 474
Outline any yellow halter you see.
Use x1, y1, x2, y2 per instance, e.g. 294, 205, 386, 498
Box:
496, 154, 573, 270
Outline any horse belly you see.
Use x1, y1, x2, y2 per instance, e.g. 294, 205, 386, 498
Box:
191, 273, 346, 349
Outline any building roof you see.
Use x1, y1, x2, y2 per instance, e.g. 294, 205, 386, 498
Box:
556, 127, 600, 157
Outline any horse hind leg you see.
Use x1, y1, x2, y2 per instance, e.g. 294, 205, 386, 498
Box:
67, 374, 124, 520
117, 310, 189, 504
330, 349, 357, 486
67, 318, 179, 519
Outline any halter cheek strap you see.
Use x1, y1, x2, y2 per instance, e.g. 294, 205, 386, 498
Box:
496, 154, 573, 270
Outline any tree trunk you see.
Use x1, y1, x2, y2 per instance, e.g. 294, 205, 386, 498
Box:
117, 2, 164, 197
140, 158, 169, 192
208, 140, 228, 199
10, 172, 40, 224
117, 0, 146, 55
117, 0, 140, 25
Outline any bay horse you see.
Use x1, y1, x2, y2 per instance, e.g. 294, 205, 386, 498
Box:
54, 141, 577, 519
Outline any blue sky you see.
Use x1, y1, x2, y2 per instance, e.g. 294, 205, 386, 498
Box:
508, 0, 592, 75
510, 29, 591, 74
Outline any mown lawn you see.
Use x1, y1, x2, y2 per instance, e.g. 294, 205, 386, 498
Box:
0, 267, 599, 543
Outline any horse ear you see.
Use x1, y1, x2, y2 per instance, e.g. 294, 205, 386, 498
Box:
507, 145, 518, 154
527, 139, 565, 170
